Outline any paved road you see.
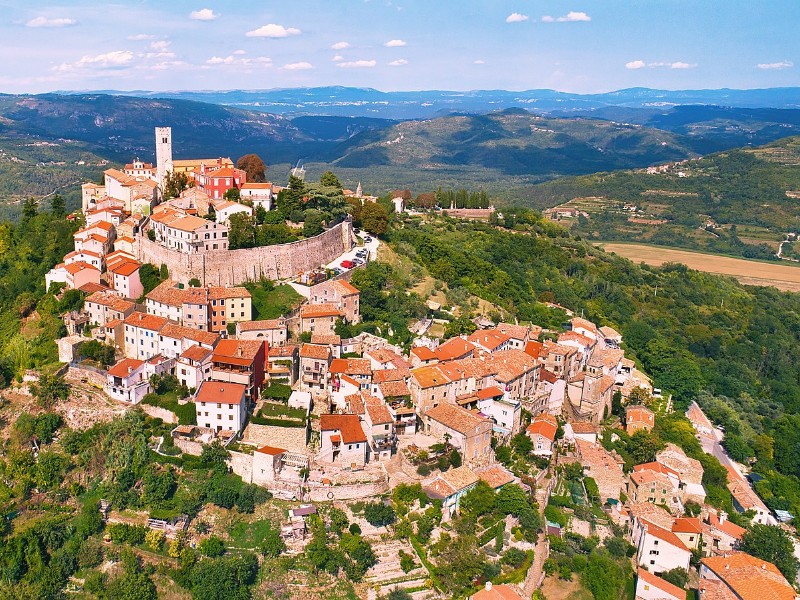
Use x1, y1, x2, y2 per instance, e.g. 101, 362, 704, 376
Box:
697, 424, 745, 479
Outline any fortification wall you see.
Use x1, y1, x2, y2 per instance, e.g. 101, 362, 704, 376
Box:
136, 220, 353, 286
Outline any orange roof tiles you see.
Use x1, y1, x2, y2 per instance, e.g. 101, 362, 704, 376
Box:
434, 337, 475, 361
320, 414, 367, 444
526, 418, 558, 442
195, 381, 247, 405
637, 568, 685, 600
379, 380, 410, 398
643, 522, 689, 552
701, 552, 795, 600
238, 319, 285, 332
411, 365, 451, 389
366, 403, 393, 425
626, 405, 655, 427
468, 329, 511, 350
410, 346, 437, 361
213, 339, 264, 365
329, 358, 372, 376
476, 465, 515, 489
87, 291, 135, 313
208, 286, 251, 300
705, 512, 745, 539
124, 311, 168, 331
299, 344, 331, 360
109, 260, 141, 277
180, 345, 213, 362
107, 358, 144, 378
672, 517, 702, 534
426, 403, 489, 435
496, 322, 532, 341
477, 386, 504, 400
300, 303, 342, 318
331, 279, 359, 295
471, 583, 526, 600
633, 461, 679, 478
255, 445, 286, 455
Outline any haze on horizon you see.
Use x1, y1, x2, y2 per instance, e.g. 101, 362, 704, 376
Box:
1, 0, 798, 95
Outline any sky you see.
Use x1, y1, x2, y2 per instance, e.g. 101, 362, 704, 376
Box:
0, 1, 798, 94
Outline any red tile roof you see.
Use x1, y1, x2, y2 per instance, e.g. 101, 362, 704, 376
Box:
255, 445, 286, 455
426, 403, 489, 435
320, 414, 366, 444
701, 552, 795, 600
637, 568, 685, 600
194, 381, 247, 405
107, 358, 144, 378
124, 311, 168, 331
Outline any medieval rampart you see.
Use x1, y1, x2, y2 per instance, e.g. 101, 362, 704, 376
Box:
136, 220, 353, 286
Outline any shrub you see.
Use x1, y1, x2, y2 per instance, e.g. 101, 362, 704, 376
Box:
501, 547, 528, 568
363, 502, 396, 527
199, 536, 226, 557
349, 523, 362, 536
417, 464, 431, 476
399, 550, 416, 573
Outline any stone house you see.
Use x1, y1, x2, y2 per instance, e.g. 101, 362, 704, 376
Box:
309, 279, 361, 324
319, 414, 367, 467
422, 465, 480, 517
237, 318, 288, 346
625, 405, 655, 434
299, 344, 331, 392
299, 303, 343, 336
423, 403, 493, 466
575, 439, 625, 501
84, 291, 136, 327
526, 413, 558, 456
701, 511, 745, 556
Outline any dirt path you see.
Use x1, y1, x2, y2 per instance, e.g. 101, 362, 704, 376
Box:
599, 242, 800, 291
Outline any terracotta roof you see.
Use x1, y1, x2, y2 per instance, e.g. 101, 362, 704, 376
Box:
628, 502, 675, 530
434, 337, 474, 361
698, 578, 735, 600
213, 339, 264, 365
643, 522, 689, 552
524, 340, 545, 359
705, 512, 745, 539
365, 403, 393, 425
241, 182, 274, 190
65, 261, 99, 275
79, 282, 110, 294
107, 358, 144, 378
320, 414, 366, 444
468, 329, 511, 351
269, 344, 298, 358
238, 318, 285, 332
160, 323, 220, 347
626, 405, 655, 427
441, 466, 480, 492
331, 279, 359, 295
570, 422, 597, 434
366, 347, 406, 367
410, 346, 437, 361
630, 469, 671, 487
496, 322, 531, 341
637, 568, 685, 600
588, 348, 625, 370
345, 393, 365, 415
599, 325, 621, 340
486, 349, 538, 382
330, 358, 372, 376
299, 344, 330, 360
179, 345, 213, 362
544, 341, 575, 357
372, 368, 405, 384
411, 365, 451, 389
701, 553, 795, 600
526, 418, 557, 442
571, 316, 599, 334
426, 403, 489, 435
255, 445, 286, 456
300, 303, 342, 318
380, 380, 410, 398
475, 465, 515, 489
109, 260, 140, 277
124, 311, 168, 331
208, 286, 251, 300
471, 584, 526, 600
634, 461, 679, 478
194, 381, 247, 405
672, 517, 702, 534
686, 402, 714, 431
86, 291, 135, 313
557, 330, 596, 347
540, 368, 559, 384
169, 215, 214, 232
310, 333, 341, 346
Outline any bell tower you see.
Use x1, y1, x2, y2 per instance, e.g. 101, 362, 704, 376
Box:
155, 126, 173, 189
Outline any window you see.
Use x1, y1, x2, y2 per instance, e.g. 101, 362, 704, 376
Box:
217, 403, 221, 409
229, 415, 233, 421
348, 445, 352, 450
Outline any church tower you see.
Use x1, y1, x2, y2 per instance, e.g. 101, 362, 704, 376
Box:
155, 126, 173, 189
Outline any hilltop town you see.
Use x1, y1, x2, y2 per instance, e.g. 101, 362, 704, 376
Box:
5, 127, 796, 600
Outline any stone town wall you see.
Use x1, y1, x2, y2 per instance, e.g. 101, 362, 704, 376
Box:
228, 450, 254, 483
307, 479, 389, 502
136, 220, 353, 286
138, 404, 178, 424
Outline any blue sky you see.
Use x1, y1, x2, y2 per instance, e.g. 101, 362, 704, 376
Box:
0, 0, 797, 94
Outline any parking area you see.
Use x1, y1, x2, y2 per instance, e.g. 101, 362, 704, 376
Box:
324, 230, 379, 275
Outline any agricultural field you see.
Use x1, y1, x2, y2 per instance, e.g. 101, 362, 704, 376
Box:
599, 242, 800, 291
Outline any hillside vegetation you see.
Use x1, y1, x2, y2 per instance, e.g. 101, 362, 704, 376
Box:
523, 137, 800, 259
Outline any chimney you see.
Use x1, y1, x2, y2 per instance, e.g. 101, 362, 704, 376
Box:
238, 346, 243, 357
128, 366, 133, 374
719, 511, 727, 524
484, 582, 492, 592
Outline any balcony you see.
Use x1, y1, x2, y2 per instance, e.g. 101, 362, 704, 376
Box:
210, 368, 251, 386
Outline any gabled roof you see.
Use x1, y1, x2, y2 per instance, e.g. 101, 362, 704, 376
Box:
107, 358, 144, 378
671, 517, 702, 534
705, 512, 745, 539
213, 339, 264, 365
637, 568, 685, 600
434, 336, 475, 361
366, 403, 393, 425
123, 311, 168, 331
410, 345, 437, 361
300, 303, 342, 318
701, 552, 795, 600
426, 403, 489, 435
468, 328, 511, 351
476, 386, 504, 400
329, 358, 372, 376
642, 522, 690, 552
320, 414, 366, 444
179, 345, 213, 363
380, 380, 410, 398
526, 418, 558, 442
86, 291, 135, 313
299, 344, 331, 360
194, 381, 247, 405
626, 404, 655, 426
238, 318, 285, 332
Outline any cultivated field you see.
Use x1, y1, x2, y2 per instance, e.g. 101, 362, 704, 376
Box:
600, 242, 800, 292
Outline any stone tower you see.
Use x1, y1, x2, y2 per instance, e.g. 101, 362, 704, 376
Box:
155, 126, 173, 189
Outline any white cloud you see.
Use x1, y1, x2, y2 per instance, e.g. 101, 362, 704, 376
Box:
332, 55, 344, 62
56, 50, 135, 71
150, 41, 171, 52
233, 49, 246, 55
128, 33, 155, 41
506, 13, 529, 23
384, 39, 406, 47
628, 60, 697, 70
246, 24, 301, 38
282, 61, 312, 70
558, 11, 591, 22
474, 59, 486, 65
669, 61, 695, 69
757, 60, 793, 70
542, 11, 590, 22
388, 59, 408, 66
26, 16, 76, 28
625, 60, 646, 69
337, 59, 377, 68
207, 56, 234, 65
190, 8, 218, 21
331, 41, 350, 50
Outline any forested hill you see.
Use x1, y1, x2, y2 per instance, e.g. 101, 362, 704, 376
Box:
514, 136, 800, 259
386, 211, 800, 514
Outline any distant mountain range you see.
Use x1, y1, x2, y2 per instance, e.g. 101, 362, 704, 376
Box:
1, 90, 800, 198
68, 86, 800, 119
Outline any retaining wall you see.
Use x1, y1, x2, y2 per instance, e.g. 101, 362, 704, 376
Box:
138, 404, 178, 424
307, 479, 389, 502
136, 220, 353, 286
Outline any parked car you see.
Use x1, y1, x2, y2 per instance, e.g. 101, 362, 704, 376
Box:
364, 236, 373, 243
340, 260, 355, 269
